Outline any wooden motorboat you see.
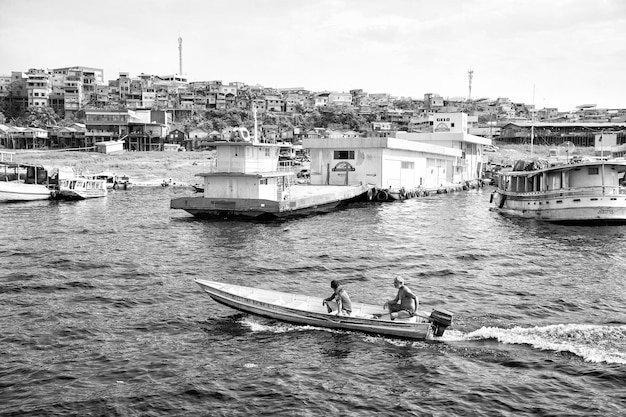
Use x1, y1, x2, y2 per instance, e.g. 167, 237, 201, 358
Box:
191, 184, 204, 193
57, 177, 108, 200
0, 161, 52, 202
195, 279, 453, 340
491, 158, 626, 224
92, 172, 131, 190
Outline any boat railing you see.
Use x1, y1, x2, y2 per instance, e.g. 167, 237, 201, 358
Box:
194, 159, 218, 173
277, 163, 298, 173
0, 151, 15, 162
504, 185, 626, 198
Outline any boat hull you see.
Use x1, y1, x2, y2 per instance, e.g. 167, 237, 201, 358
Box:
491, 191, 626, 224
172, 184, 369, 220
195, 279, 437, 340
0, 182, 51, 202
57, 189, 108, 200
57, 178, 108, 200
172, 197, 346, 219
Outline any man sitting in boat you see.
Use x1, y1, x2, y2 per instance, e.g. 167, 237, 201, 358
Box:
382, 277, 418, 320
322, 280, 352, 316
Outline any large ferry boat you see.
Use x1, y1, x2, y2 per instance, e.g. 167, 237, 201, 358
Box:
490, 158, 626, 224
170, 127, 369, 220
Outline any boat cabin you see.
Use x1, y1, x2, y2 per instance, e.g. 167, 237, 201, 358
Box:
1, 162, 48, 184
498, 161, 626, 195
196, 136, 296, 201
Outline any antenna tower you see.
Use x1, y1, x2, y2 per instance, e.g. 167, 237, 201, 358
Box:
178, 37, 183, 75
467, 69, 474, 101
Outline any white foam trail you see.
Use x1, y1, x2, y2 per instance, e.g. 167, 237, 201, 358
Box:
240, 318, 626, 364
463, 323, 626, 364
239, 316, 335, 334
434, 329, 467, 342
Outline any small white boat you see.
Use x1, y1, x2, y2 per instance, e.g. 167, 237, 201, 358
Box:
92, 172, 131, 190
195, 279, 453, 340
57, 177, 108, 200
491, 158, 626, 224
0, 161, 52, 202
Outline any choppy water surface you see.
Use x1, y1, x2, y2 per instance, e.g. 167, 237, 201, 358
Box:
1, 187, 625, 416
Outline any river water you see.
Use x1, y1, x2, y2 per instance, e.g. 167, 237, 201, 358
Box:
1, 186, 625, 416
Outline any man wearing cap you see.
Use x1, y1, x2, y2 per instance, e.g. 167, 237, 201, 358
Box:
383, 277, 418, 319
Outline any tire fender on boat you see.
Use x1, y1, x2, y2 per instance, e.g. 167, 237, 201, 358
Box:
376, 190, 388, 202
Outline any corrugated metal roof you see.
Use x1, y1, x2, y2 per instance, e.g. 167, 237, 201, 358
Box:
503, 121, 626, 128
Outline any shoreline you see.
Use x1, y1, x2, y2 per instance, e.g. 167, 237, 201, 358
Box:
4, 149, 216, 187
3, 143, 594, 187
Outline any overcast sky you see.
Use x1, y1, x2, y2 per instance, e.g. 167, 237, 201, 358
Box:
1, 0, 624, 111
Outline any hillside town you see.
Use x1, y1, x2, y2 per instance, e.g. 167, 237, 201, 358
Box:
1, 65, 626, 152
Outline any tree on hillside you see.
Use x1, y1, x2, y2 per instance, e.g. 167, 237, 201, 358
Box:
59, 109, 86, 127
313, 106, 369, 131
203, 108, 252, 130
394, 99, 414, 110
180, 118, 196, 134
0, 100, 22, 122
15, 106, 61, 128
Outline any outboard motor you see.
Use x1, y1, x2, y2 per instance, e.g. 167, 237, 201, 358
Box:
429, 308, 454, 337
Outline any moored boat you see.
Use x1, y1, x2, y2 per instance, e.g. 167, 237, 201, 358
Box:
92, 172, 132, 190
57, 177, 108, 200
490, 158, 626, 224
195, 279, 454, 340
171, 125, 369, 219
0, 160, 52, 202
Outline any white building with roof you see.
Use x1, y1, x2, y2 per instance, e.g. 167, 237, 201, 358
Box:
303, 113, 492, 192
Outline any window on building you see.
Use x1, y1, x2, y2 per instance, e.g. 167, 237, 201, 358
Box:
260, 179, 268, 185
401, 161, 414, 169
334, 150, 355, 160
588, 167, 599, 175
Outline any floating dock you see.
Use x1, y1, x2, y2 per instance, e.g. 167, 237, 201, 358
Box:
171, 183, 369, 219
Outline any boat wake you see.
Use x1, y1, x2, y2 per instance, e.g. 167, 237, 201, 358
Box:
239, 318, 626, 364
239, 316, 336, 335
458, 323, 626, 364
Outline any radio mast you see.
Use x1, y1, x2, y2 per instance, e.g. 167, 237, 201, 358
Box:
467, 69, 474, 101
178, 37, 183, 75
